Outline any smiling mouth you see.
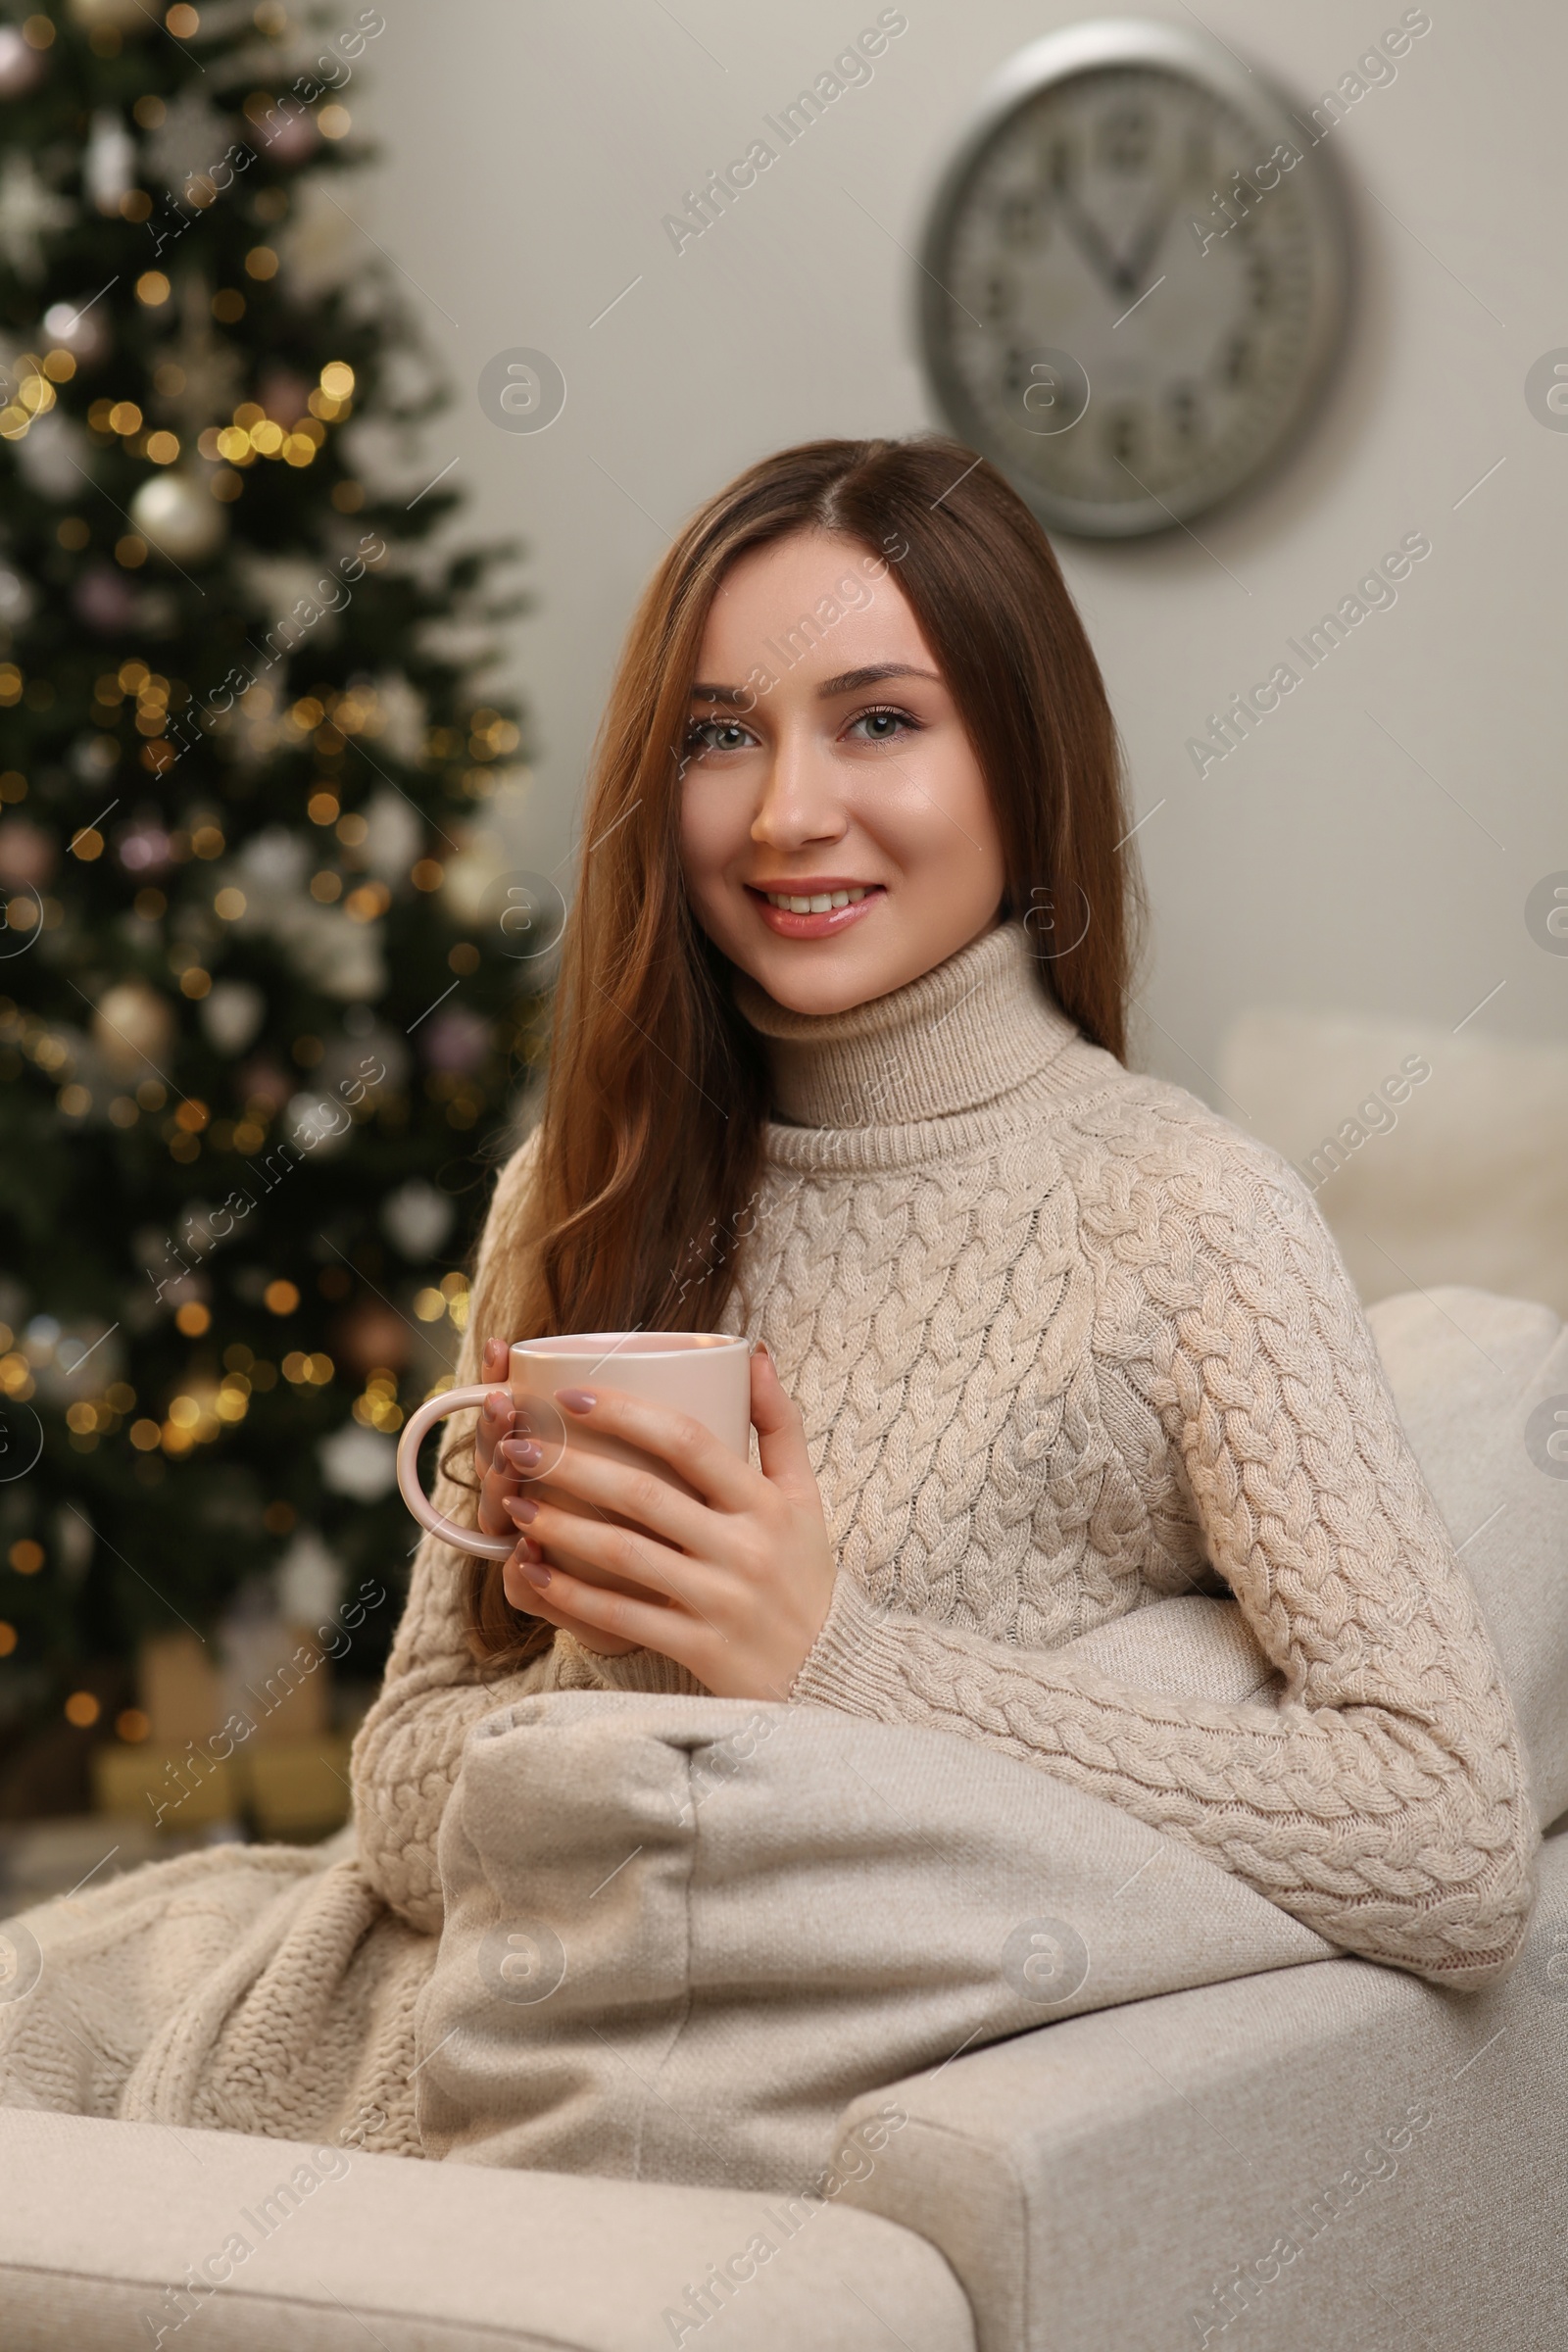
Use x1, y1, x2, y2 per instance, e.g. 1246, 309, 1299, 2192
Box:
748, 883, 881, 914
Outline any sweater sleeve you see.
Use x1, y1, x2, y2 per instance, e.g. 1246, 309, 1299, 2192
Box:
350, 1128, 710, 1930
788, 1141, 1541, 1988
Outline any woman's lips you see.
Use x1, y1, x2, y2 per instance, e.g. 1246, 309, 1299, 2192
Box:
746, 883, 884, 940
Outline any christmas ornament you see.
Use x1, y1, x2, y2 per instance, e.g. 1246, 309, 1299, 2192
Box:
91, 979, 176, 1079
381, 1178, 454, 1260
200, 979, 265, 1055
116, 819, 174, 875
70, 731, 120, 784
0, 154, 74, 279
74, 564, 142, 632
283, 1090, 354, 1156
421, 1006, 491, 1075
235, 1057, 292, 1113
335, 1298, 412, 1376
273, 1529, 343, 1626
0, 563, 33, 629
0, 817, 56, 891
85, 110, 136, 215
144, 87, 228, 198
362, 788, 422, 883
258, 366, 312, 423
43, 295, 112, 368
129, 469, 227, 564
371, 672, 425, 763
264, 108, 317, 167
318, 1421, 397, 1501
15, 410, 93, 501
0, 26, 46, 100
164, 280, 242, 428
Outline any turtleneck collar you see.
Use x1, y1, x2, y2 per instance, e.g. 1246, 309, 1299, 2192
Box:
732, 919, 1088, 1131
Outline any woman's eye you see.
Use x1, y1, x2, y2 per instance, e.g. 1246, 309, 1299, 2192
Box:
685, 717, 754, 756
846, 705, 918, 744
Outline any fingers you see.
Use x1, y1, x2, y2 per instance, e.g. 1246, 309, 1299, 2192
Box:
497, 1428, 709, 1552
475, 1340, 522, 1538
550, 1383, 755, 1513
748, 1344, 817, 1498
499, 1492, 695, 1608
501, 1544, 699, 1667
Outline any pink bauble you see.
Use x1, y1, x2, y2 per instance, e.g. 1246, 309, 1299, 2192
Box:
0, 27, 46, 97
42, 296, 112, 368
421, 1006, 492, 1074
0, 817, 56, 891
74, 564, 140, 633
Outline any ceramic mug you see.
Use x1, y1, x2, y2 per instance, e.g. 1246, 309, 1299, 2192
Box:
395, 1331, 752, 1588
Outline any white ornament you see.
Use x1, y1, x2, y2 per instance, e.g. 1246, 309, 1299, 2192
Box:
15, 410, 94, 501
318, 1422, 398, 1502
283, 1090, 355, 1157
228, 828, 387, 1001
200, 979, 265, 1055
145, 87, 228, 198
85, 110, 136, 214
381, 1178, 455, 1260
128, 470, 226, 564
362, 788, 422, 884
0, 564, 32, 628
274, 1529, 344, 1626
371, 672, 425, 763
0, 155, 74, 280
43, 295, 112, 367
0, 28, 45, 100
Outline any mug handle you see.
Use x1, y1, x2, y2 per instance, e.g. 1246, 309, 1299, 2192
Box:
396, 1383, 514, 1559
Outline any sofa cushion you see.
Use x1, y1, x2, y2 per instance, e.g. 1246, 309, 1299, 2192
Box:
0, 2108, 974, 2352
1067, 1286, 1568, 1827
415, 1691, 1332, 2192
831, 1825, 1568, 2352
1364, 1285, 1568, 1827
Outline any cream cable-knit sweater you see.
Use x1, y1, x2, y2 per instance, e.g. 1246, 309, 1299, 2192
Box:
352, 919, 1538, 1988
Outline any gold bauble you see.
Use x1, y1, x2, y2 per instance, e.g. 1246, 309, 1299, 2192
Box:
92, 980, 176, 1079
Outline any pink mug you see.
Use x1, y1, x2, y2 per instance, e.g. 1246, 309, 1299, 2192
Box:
395, 1331, 752, 1586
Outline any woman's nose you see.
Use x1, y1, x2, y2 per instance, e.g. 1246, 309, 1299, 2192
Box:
750, 738, 848, 849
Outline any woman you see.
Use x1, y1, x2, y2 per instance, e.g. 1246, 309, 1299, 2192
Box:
2, 435, 1536, 2159
355, 433, 1536, 2011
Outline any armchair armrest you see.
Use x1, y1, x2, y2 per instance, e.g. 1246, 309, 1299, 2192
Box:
835, 1829, 1568, 2352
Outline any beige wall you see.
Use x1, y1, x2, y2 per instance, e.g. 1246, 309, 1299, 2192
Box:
357, 0, 1566, 1100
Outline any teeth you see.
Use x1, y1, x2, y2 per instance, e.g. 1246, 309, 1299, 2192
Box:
764, 887, 869, 912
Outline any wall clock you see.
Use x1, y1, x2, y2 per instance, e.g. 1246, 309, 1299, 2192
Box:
916, 19, 1351, 537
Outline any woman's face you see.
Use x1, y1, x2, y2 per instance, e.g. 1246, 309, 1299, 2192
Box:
677, 529, 1006, 1016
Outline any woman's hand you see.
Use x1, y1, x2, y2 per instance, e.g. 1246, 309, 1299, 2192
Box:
496, 1344, 838, 1701
473, 1336, 637, 1656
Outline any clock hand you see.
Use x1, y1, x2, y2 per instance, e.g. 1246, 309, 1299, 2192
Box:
1045, 147, 1126, 300
1116, 184, 1181, 296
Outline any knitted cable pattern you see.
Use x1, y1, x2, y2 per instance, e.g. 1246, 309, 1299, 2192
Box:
351, 921, 1537, 1983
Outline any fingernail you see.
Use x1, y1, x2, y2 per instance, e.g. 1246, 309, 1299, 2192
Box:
556, 1388, 595, 1414
502, 1438, 543, 1469
505, 1494, 538, 1525
520, 1559, 551, 1589
752, 1339, 771, 1360
482, 1390, 506, 1421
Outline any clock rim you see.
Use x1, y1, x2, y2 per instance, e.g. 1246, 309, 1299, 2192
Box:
914, 16, 1353, 540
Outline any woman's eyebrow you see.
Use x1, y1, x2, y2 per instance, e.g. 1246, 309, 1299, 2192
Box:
687, 662, 941, 708
814, 663, 942, 699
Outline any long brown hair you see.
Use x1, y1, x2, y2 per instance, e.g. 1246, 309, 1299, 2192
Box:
463, 433, 1146, 1665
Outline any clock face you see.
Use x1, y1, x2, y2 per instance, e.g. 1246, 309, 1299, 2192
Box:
918, 26, 1349, 537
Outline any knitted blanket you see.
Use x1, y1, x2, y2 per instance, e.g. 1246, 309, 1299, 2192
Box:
0, 1835, 430, 2158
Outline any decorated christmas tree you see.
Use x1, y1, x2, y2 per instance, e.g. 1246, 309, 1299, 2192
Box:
0, 0, 541, 1813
